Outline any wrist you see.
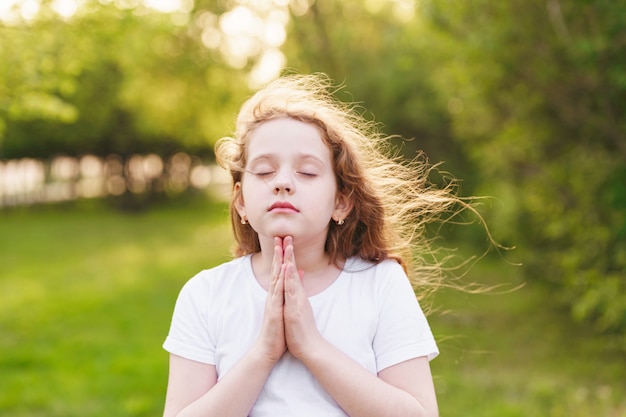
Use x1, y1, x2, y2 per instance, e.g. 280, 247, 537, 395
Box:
293, 334, 328, 366
249, 341, 284, 368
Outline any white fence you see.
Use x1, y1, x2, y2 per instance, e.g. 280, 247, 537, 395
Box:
0, 153, 230, 207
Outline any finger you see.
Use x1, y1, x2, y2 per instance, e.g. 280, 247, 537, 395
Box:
285, 263, 306, 301
266, 264, 285, 312
274, 236, 283, 262
274, 263, 286, 290
281, 237, 303, 301
284, 262, 296, 297
276, 265, 286, 303
283, 237, 296, 268
271, 237, 284, 281
274, 236, 283, 254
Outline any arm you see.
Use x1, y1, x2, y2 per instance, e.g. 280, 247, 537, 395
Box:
163, 239, 288, 417
300, 344, 438, 417
162, 349, 278, 417
281, 240, 438, 417
162, 355, 215, 417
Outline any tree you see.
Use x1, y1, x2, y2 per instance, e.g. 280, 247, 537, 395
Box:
0, 0, 247, 158
282, 0, 473, 180
422, 0, 626, 337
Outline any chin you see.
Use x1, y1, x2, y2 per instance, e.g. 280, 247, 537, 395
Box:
264, 226, 297, 239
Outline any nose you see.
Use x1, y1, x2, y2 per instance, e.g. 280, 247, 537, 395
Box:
273, 169, 294, 194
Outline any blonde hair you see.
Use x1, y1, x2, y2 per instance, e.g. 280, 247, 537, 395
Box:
216, 73, 478, 298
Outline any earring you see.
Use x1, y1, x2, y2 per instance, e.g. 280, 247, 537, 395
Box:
336, 218, 344, 225
240, 215, 247, 225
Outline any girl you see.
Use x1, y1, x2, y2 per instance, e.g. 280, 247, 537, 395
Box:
163, 74, 464, 417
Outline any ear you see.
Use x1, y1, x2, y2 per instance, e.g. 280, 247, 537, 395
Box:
233, 182, 246, 219
332, 192, 354, 223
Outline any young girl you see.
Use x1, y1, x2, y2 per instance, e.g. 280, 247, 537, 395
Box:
162, 74, 464, 417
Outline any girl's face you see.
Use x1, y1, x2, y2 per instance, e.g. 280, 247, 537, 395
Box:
236, 117, 350, 247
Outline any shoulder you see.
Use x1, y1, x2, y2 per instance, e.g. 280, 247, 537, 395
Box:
179, 255, 251, 295
341, 257, 414, 301
344, 257, 408, 283
346, 256, 405, 272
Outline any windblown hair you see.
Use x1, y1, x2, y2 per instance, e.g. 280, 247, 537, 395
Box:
216, 73, 479, 296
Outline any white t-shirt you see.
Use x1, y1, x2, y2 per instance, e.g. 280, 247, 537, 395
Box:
163, 255, 438, 417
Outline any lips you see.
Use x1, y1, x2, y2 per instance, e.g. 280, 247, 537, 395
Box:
269, 201, 299, 212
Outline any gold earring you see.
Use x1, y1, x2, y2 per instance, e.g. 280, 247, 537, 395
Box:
337, 218, 344, 225
241, 216, 247, 225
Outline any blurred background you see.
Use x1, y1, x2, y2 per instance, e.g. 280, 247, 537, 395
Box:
0, 0, 624, 416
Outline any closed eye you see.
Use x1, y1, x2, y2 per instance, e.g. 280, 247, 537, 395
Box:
254, 171, 275, 178
296, 172, 317, 177
245, 169, 275, 178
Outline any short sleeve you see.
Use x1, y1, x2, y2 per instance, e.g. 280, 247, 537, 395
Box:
163, 273, 216, 364
373, 263, 438, 372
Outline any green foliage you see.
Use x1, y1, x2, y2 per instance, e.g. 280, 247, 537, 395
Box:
419, 0, 626, 335
0, 1, 248, 158
284, 0, 473, 178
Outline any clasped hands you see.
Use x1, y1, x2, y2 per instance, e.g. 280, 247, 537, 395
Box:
256, 236, 321, 363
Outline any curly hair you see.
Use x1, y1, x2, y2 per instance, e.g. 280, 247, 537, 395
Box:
215, 73, 480, 296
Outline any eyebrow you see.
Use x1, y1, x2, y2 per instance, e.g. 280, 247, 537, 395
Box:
247, 153, 326, 166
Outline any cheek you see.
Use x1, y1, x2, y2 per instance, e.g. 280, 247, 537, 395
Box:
240, 181, 270, 214
242, 180, 264, 198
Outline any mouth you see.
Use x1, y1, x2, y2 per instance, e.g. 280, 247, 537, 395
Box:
269, 201, 299, 212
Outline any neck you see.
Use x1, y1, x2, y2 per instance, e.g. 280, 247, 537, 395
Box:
257, 235, 331, 275
252, 235, 345, 296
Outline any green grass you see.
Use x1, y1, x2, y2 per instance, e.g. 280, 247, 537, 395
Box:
0, 196, 234, 417
1, 196, 624, 416
431, 260, 626, 417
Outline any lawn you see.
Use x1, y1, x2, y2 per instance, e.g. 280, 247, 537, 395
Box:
1, 195, 624, 416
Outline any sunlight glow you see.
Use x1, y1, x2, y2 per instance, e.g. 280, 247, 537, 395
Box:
219, 6, 262, 37
263, 13, 286, 47
51, 0, 79, 18
249, 48, 286, 88
143, 0, 193, 14
0, 0, 20, 25
393, 0, 417, 22
113, 0, 140, 9
20, 0, 40, 21
364, 0, 417, 22
218, 5, 264, 67
0, 0, 197, 22
0, 0, 19, 15
201, 26, 221, 49
214, 1, 290, 87
0, 0, 292, 87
